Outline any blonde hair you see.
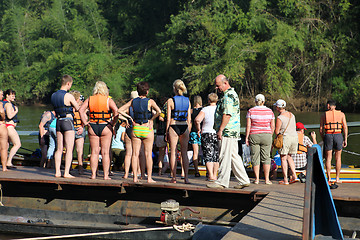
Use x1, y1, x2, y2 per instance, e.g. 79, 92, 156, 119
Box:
193, 95, 202, 106
130, 91, 139, 99
208, 93, 218, 103
173, 79, 187, 95
93, 81, 109, 96
70, 90, 81, 101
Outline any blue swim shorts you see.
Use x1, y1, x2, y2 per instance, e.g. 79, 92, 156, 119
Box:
189, 132, 201, 145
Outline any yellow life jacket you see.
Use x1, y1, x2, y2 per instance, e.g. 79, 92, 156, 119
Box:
324, 110, 343, 134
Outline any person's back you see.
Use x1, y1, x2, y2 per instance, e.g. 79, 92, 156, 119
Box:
247, 105, 273, 135
38, 111, 56, 168
111, 122, 126, 171
112, 124, 126, 150
208, 74, 250, 189
51, 90, 74, 119
278, 113, 297, 136
320, 100, 348, 184
51, 74, 80, 178
201, 105, 216, 133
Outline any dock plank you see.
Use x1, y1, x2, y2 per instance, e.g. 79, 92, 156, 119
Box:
223, 190, 304, 240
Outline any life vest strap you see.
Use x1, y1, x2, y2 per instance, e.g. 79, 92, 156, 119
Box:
89, 111, 112, 123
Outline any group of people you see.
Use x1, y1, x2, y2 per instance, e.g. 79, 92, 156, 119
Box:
2, 73, 349, 188
239, 95, 346, 187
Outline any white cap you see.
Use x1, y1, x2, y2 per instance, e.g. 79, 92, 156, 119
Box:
255, 94, 265, 102
274, 99, 286, 108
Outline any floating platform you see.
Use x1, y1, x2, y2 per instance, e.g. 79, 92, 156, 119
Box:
0, 166, 359, 239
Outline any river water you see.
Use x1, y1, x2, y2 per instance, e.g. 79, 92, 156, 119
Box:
14, 105, 360, 166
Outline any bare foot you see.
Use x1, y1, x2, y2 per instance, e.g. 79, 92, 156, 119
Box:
104, 177, 111, 180
90, 175, 96, 179
169, 178, 176, 183
2, 168, 8, 172
63, 174, 75, 178
147, 178, 156, 183
55, 174, 61, 178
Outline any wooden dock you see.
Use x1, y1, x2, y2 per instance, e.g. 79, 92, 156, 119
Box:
0, 166, 359, 239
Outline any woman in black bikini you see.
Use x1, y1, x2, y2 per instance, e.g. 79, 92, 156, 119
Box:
166, 79, 191, 184
3, 89, 20, 169
79, 81, 118, 180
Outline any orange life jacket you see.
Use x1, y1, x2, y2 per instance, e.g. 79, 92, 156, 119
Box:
297, 132, 307, 154
89, 95, 112, 123
73, 111, 82, 128
324, 110, 343, 134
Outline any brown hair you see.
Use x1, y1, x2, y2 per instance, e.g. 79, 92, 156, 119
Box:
61, 75, 73, 86
137, 82, 150, 96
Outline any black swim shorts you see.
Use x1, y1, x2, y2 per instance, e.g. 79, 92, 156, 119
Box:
324, 133, 343, 151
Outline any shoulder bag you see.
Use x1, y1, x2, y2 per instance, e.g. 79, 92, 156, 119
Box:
273, 113, 292, 149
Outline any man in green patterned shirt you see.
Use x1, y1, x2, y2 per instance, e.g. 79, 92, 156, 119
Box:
207, 74, 250, 189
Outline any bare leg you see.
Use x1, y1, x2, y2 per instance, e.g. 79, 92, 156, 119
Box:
206, 162, 214, 180
63, 130, 75, 178
0, 125, 8, 171
263, 164, 271, 183
139, 144, 146, 179
39, 139, 48, 168
179, 129, 190, 184
253, 165, 260, 183
192, 143, 200, 175
7, 126, 21, 167
213, 162, 219, 180
123, 134, 132, 179
131, 133, 142, 182
280, 154, 289, 184
158, 146, 165, 175
287, 154, 297, 181
88, 127, 100, 179
143, 131, 156, 183
168, 127, 179, 183
334, 150, 342, 183
54, 131, 64, 177
75, 137, 85, 174
100, 126, 113, 180
325, 150, 333, 182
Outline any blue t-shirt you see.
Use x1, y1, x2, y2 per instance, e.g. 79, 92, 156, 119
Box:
111, 126, 125, 150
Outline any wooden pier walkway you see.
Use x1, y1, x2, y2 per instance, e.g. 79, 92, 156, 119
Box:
0, 166, 359, 239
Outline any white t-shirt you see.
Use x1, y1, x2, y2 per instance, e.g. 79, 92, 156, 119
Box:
201, 105, 217, 134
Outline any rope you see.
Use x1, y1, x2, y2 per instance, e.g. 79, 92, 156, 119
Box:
173, 223, 196, 232
343, 149, 360, 157
13, 224, 195, 240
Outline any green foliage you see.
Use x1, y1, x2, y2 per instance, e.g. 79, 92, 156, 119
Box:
0, 0, 359, 111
